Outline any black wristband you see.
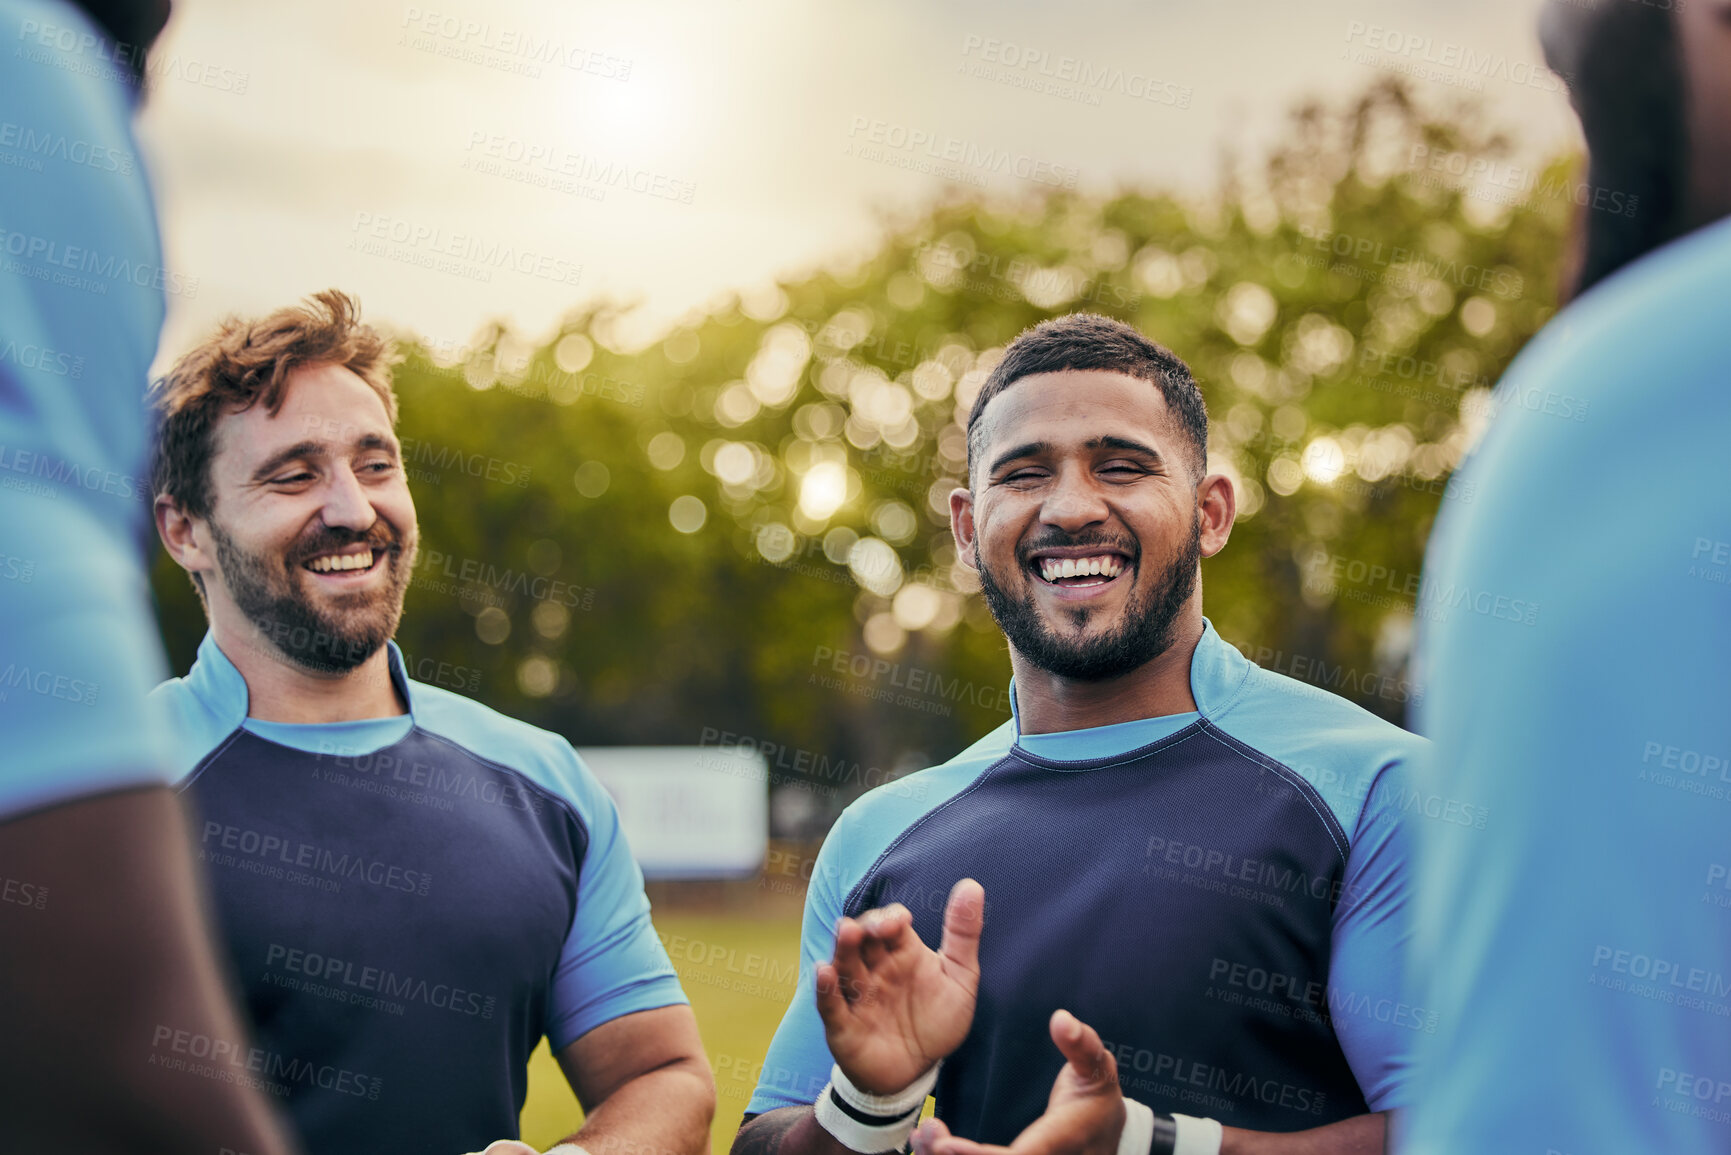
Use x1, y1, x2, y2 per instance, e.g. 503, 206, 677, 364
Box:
1149, 1112, 1179, 1155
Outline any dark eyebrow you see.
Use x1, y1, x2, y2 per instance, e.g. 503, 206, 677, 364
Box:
356, 433, 399, 458
1089, 435, 1164, 465
988, 441, 1049, 476
989, 435, 1166, 477
251, 434, 398, 482
251, 440, 324, 482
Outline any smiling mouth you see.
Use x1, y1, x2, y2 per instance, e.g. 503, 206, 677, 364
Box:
1032, 553, 1129, 588
303, 548, 381, 575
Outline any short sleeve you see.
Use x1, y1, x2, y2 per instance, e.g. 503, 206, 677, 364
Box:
0, 0, 177, 821
1327, 756, 1427, 1112
544, 753, 688, 1050
744, 810, 855, 1115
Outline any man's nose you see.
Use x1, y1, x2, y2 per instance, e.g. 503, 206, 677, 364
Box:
318, 465, 376, 531
1040, 466, 1109, 530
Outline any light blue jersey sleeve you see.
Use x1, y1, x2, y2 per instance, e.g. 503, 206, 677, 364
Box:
545, 746, 689, 1049
411, 683, 689, 1051
1401, 218, 1731, 1154
1208, 652, 1430, 1113
0, 0, 177, 821
1329, 759, 1425, 1111
746, 801, 859, 1114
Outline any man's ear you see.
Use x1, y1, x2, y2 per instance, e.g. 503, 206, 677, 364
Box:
1197, 472, 1236, 559
155, 495, 216, 582
949, 486, 978, 571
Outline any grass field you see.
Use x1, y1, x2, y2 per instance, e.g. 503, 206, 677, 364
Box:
518, 910, 804, 1155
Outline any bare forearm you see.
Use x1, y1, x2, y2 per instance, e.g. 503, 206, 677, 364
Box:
729, 1105, 854, 1155
1221, 1111, 1387, 1155
0, 786, 297, 1155
568, 1059, 715, 1155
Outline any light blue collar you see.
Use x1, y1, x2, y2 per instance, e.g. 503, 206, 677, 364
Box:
242, 713, 414, 756
1010, 618, 1249, 762
187, 631, 417, 755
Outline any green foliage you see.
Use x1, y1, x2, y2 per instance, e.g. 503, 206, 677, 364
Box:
151, 80, 1573, 826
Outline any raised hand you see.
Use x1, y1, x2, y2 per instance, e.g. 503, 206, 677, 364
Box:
909, 1010, 1126, 1155
814, 877, 986, 1095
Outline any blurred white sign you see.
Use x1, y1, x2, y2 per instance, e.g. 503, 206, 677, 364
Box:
579, 746, 769, 880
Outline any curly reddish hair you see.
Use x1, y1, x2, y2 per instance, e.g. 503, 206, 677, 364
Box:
151, 289, 398, 516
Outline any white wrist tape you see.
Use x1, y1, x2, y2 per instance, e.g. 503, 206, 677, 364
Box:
1118, 1098, 1156, 1155
813, 1061, 941, 1153
543, 1146, 591, 1155
1171, 1113, 1223, 1155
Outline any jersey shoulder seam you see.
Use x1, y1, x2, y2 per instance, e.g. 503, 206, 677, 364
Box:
1197, 721, 1351, 863
840, 754, 1009, 916
173, 726, 246, 794
411, 724, 589, 837
409, 725, 591, 953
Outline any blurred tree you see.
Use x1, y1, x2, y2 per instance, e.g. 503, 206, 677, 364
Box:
152, 79, 1573, 830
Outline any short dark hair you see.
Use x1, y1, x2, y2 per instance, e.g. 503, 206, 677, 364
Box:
71, 1, 171, 85
1539, 1, 1687, 300
966, 313, 1208, 483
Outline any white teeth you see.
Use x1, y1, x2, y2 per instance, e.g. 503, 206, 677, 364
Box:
1039, 555, 1125, 583
308, 550, 374, 573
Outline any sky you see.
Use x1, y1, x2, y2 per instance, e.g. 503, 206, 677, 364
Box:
135, 0, 1581, 366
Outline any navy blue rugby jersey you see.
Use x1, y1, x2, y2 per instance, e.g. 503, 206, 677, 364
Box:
748, 621, 1430, 1140
153, 634, 686, 1155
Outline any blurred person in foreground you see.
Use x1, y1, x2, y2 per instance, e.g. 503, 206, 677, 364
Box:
1399, 1, 1731, 1151
0, 1, 297, 1151
732, 313, 1430, 1155
149, 290, 714, 1155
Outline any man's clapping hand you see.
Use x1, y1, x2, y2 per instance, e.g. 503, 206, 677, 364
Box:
815, 877, 986, 1096
910, 1010, 1127, 1155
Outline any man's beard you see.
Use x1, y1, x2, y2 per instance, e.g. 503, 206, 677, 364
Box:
210, 518, 414, 674
975, 515, 1202, 682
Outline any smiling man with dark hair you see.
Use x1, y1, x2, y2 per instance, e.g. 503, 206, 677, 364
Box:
732, 313, 1428, 1155
965, 316, 1210, 685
